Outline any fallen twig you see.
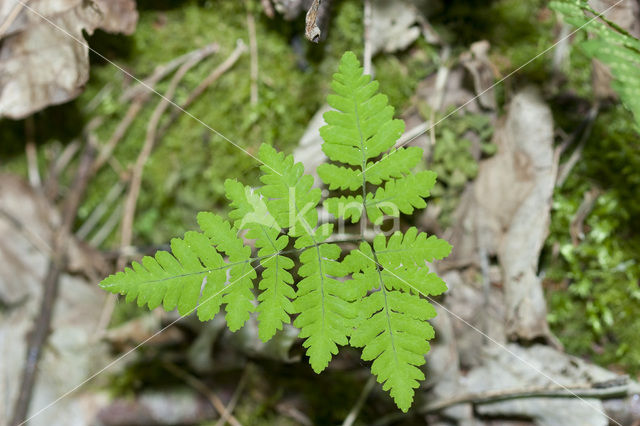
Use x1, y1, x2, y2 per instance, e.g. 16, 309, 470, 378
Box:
76, 181, 126, 240
570, 187, 602, 245
93, 43, 220, 173
118, 45, 217, 270
120, 43, 220, 102
0, 0, 29, 37
342, 376, 376, 426
10, 139, 97, 426
163, 362, 243, 426
421, 381, 640, 414
44, 140, 80, 200
362, 0, 373, 75
158, 40, 247, 138
556, 103, 599, 187
305, 0, 331, 43
25, 116, 41, 188
214, 364, 251, 426
247, 9, 259, 105
430, 46, 452, 146
0, 207, 52, 257
260, 0, 275, 18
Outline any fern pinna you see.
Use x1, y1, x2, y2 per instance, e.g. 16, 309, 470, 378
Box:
100, 51, 451, 412
551, 0, 640, 128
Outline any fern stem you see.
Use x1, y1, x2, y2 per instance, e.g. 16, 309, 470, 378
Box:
373, 250, 399, 364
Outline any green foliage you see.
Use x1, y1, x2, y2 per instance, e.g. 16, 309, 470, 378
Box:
545, 107, 640, 372
551, 0, 640, 128
425, 110, 495, 227
100, 52, 451, 412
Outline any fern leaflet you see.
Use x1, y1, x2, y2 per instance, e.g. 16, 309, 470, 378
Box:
551, 0, 640, 128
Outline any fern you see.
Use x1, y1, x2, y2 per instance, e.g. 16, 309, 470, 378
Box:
551, 0, 640, 128
100, 51, 451, 412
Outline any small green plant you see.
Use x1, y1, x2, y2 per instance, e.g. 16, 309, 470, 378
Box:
545, 108, 640, 373
425, 109, 495, 227
101, 52, 451, 411
551, 0, 640, 128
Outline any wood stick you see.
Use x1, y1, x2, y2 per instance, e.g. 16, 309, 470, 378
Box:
25, 116, 41, 188
163, 362, 243, 426
44, 140, 80, 200
247, 10, 259, 105
420, 382, 640, 414
214, 364, 250, 426
158, 40, 247, 139
342, 376, 376, 426
260, 0, 275, 18
118, 46, 217, 270
10, 140, 96, 426
305, 0, 323, 42
0, 0, 29, 37
93, 43, 219, 174
120, 43, 219, 102
362, 0, 373, 75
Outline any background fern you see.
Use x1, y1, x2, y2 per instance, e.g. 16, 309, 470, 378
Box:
551, 0, 640, 128
100, 51, 451, 412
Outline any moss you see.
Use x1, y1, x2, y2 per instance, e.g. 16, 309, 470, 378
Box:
544, 106, 640, 373
77, 0, 436, 246
431, 0, 555, 85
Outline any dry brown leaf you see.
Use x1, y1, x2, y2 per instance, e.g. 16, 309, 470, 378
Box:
0, 174, 111, 424
0, 0, 138, 120
446, 88, 556, 342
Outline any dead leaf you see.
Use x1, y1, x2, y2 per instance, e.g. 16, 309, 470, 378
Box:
0, 0, 138, 120
370, 0, 422, 54
460, 40, 498, 110
446, 88, 556, 342
0, 174, 111, 425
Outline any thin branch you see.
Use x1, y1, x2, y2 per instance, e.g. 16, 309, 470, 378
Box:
305, 0, 331, 43
90, 202, 123, 247
430, 46, 452, 146
394, 121, 431, 148
158, 40, 247, 139
10, 140, 96, 426
570, 187, 601, 245
362, 0, 373, 76
420, 382, 640, 414
44, 140, 80, 200
25, 116, 41, 188
93, 43, 220, 173
214, 364, 251, 426
163, 362, 243, 426
92, 101, 145, 173
0, 0, 29, 37
556, 103, 599, 187
0, 207, 52, 257
260, 0, 275, 18
247, 9, 259, 105
76, 181, 126, 240
342, 376, 376, 426
120, 43, 219, 102
117, 46, 217, 270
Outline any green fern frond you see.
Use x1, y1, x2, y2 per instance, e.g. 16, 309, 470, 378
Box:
100, 212, 255, 325
225, 178, 294, 341
551, 0, 640, 128
318, 52, 452, 411
366, 171, 437, 224
259, 144, 358, 372
100, 51, 451, 413
342, 229, 450, 411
